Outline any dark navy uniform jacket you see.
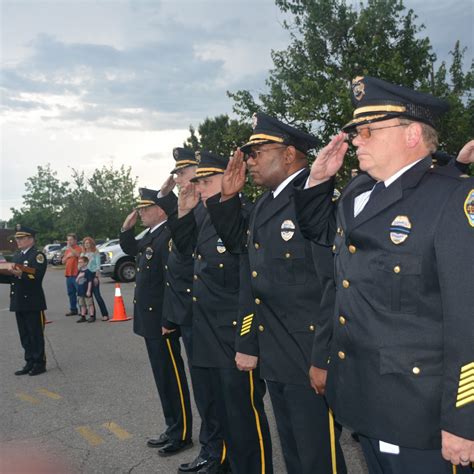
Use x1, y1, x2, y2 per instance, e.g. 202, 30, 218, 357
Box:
170, 201, 253, 369
0, 247, 47, 311
120, 224, 171, 338
294, 157, 474, 449
207, 169, 335, 386
163, 204, 207, 328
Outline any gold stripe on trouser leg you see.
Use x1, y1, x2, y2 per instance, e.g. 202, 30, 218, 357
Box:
220, 441, 227, 464
165, 338, 187, 441
452, 465, 456, 474
328, 409, 337, 474
249, 370, 265, 474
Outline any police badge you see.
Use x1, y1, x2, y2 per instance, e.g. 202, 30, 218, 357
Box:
195, 151, 201, 164
145, 247, 154, 260
252, 112, 258, 129
216, 238, 226, 254
352, 76, 365, 101
464, 189, 474, 227
389, 216, 412, 244
36, 254, 45, 264
281, 220, 295, 241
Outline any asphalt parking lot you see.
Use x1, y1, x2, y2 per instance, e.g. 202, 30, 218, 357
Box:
0, 266, 368, 473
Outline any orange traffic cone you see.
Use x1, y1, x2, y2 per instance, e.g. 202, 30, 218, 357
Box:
109, 283, 132, 322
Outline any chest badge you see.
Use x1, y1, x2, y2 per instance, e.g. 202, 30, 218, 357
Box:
281, 219, 295, 241
36, 254, 45, 264
145, 247, 154, 260
216, 238, 226, 254
390, 215, 412, 244
464, 189, 474, 227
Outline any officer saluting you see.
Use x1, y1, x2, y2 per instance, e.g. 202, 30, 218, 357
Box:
120, 188, 193, 457
295, 76, 474, 473
0, 225, 47, 376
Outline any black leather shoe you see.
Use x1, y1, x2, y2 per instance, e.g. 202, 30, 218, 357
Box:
87, 316, 96, 323
147, 433, 169, 448
158, 439, 193, 457
14, 364, 33, 376
29, 365, 46, 376
76, 316, 86, 323
179, 455, 213, 472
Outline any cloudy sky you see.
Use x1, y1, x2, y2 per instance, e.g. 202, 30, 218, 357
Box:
1, 0, 472, 221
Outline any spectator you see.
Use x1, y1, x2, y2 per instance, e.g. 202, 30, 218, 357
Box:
62, 233, 82, 316
76, 256, 95, 323
81, 237, 109, 321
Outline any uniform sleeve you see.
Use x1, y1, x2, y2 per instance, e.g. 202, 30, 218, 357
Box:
168, 211, 197, 256
235, 253, 259, 356
20, 251, 47, 283
293, 177, 338, 246
310, 243, 336, 369
119, 228, 139, 256
206, 193, 248, 253
435, 179, 474, 440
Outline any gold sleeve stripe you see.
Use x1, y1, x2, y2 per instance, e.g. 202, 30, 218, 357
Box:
354, 104, 406, 117
459, 381, 474, 394
242, 313, 254, 322
241, 320, 253, 329
460, 370, 474, 384
457, 388, 474, 401
456, 394, 474, 408
461, 362, 474, 373
240, 328, 251, 336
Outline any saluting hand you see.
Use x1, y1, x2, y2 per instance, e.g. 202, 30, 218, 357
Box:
235, 352, 258, 371
178, 182, 199, 217
122, 210, 138, 231
309, 365, 327, 396
221, 148, 246, 201
456, 139, 474, 165
308, 133, 348, 187
160, 175, 176, 196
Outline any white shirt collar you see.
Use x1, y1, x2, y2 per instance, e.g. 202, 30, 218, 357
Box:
272, 168, 306, 198
22, 247, 32, 254
149, 220, 167, 234
383, 159, 423, 188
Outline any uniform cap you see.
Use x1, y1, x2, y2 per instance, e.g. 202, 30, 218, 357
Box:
190, 150, 229, 182
14, 224, 36, 238
170, 147, 198, 174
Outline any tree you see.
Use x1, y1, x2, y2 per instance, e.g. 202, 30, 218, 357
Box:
9, 164, 70, 243
228, 0, 473, 182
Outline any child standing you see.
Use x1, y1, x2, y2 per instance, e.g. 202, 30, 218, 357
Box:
76, 256, 95, 323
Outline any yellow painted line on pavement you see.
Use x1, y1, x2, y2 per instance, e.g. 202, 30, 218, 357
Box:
75, 426, 104, 446
102, 422, 132, 440
15, 392, 41, 404
36, 388, 62, 400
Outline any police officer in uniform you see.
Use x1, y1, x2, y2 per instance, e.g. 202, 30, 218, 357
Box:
0, 225, 47, 376
170, 150, 273, 474
206, 114, 347, 474
120, 188, 193, 457
294, 76, 474, 473
161, 148, 225, 473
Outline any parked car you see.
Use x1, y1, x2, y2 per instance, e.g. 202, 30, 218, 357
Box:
43, 244, 62, 263
97, 239, 119, 250
0, 253, 6, 263
99, 230, 147, 283
51, 246, 67, 266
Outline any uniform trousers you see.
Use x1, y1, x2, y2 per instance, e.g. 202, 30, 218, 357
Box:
65, 276, 77, 311
207, 366, 273, 474
266, 380, 347, 474
16, 310, 46, 367
144, 335, 192, 443
181, 325, 224, 460
359, 435, 473, 474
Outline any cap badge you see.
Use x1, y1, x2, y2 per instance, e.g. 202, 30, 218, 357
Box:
173, 148, 179, 159
252, 112, 258, 129
216, 238, 226, 254
281, 219, 296, 241
389, 215, 412, 244
168, 239, 173, 252
352, 76, 365, 101
195, 151, 201, 164
145, 247, 154, 260
36, 254, 45, 264
16, 224, 21, 230
464, 189, 474, 227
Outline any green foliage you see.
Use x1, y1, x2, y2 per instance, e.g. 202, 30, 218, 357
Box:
228, 0, 473, 183
9, 164, 137, 245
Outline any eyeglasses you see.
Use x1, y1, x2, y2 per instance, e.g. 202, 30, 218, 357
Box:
346, 124, 408, 141
245, 145, 287, 161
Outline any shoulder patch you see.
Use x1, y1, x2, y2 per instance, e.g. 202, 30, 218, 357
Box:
463, 189, 474, 227
36, 253, 45, 264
